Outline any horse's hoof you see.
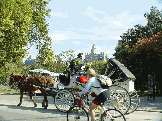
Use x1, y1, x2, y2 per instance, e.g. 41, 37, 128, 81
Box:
17, 104, 21, 106
34, 104, 37, 107
44, 107, 47, 109
42, 103, 45, 107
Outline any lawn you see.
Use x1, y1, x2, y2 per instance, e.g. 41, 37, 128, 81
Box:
0, 88, 19, 94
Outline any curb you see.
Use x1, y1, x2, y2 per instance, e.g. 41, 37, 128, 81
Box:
136, 109, 162, 113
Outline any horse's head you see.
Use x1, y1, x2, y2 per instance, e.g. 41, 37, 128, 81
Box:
9, 73, 27, 86
9, 73, 16, 86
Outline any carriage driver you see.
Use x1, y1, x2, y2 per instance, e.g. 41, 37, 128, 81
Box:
69, 53, 83, 73
78, 69, 110, 121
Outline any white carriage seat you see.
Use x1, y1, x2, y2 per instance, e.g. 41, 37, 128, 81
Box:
60, 74, 85, 90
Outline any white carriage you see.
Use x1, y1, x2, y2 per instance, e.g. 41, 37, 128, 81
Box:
47, 58, 140, 114
106, 58, 140, 114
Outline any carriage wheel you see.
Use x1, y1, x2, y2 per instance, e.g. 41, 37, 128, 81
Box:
54, 89, 74, 112
127, 89, 140, 114
105, 85, 131, 115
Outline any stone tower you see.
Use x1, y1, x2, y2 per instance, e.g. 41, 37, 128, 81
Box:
91, 44, 96, 54
85, 44, 105, 62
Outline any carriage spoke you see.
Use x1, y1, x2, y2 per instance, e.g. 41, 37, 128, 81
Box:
55, 89, 75, 112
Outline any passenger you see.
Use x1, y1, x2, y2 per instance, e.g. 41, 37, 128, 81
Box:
78, 69, 110, 121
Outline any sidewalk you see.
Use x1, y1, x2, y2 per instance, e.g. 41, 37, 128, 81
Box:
137, 96, 162, 112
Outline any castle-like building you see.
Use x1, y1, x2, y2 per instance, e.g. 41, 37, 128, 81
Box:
84, 44, 105, 62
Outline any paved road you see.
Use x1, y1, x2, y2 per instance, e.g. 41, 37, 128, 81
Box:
0, 94, 66, 121
0, 94, 162, 120
1, 85, 162, 120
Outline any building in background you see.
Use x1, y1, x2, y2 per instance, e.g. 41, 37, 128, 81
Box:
85, 44, 105, 62
25, 55, 35, 65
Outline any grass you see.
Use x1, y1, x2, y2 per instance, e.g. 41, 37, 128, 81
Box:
0, 88, 19, 94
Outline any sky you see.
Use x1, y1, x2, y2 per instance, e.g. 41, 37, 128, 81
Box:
26, 0, 162, 60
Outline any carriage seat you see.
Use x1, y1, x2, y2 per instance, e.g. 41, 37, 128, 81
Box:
59, 71, 70, 86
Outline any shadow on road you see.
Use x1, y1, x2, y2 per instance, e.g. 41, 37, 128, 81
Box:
22, 95, 55, 104
1, 93, 55, 105
0, 104, 66, 116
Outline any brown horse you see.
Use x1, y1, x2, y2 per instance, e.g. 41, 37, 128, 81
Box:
9, 72, 54, 109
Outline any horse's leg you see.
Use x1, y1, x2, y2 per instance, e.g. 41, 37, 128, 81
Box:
43, 95, 48, 109
41, 91, 48, 109
29, 92, 37, 107
40, 89, 45, 107
42, 96, 45, 107
45, 95, 48, 109
17, 89, 23, 106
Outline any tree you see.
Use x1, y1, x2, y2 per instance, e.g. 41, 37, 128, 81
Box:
38, 43, 55, 69
53, 54, 68, 73
85, 60, 107, 75
131, 32, 162, 91
0, 0, 33, 67
114, 6, 162, 63
0, 0, 51, 66
50, 50, 76, 73
120, 6, 162, 45
113, 7, 162, 91
0, 0, 52, 84
58, 49, 75, 62
144, 6, 162, 36
28, 0, 51, 53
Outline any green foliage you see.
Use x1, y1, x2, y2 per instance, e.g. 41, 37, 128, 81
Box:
38, 44, 55, 68
0, 0, 52, 86
0, 59, 30, 86
47, 50, 76, 73
85, 60, 107, 75
0, 88, 19, 94
114, 6, 162, 63
0, 0, 33, 66
28, 0, 51, 50
58, 49, 75, 62
113, 6, 162, 91
120, 6, 162, 45
74, 59, 82, 68
132, 31, 162, 55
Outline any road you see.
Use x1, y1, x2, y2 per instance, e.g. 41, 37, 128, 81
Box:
0, 94, 66, 121
0, 94, 162, 121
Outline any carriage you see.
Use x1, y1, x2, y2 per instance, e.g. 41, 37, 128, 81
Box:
47, 58, 140, 114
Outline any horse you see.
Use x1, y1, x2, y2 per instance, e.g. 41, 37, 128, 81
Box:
9, 72, 54, 109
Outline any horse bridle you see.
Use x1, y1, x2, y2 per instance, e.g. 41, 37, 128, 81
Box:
10, 75, 26, 85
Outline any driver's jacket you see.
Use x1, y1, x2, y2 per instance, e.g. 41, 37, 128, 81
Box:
78, 77, 107, 97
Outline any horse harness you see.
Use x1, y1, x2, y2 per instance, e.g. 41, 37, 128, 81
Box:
10, 75, 26, 85
10, 75, 49, 89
